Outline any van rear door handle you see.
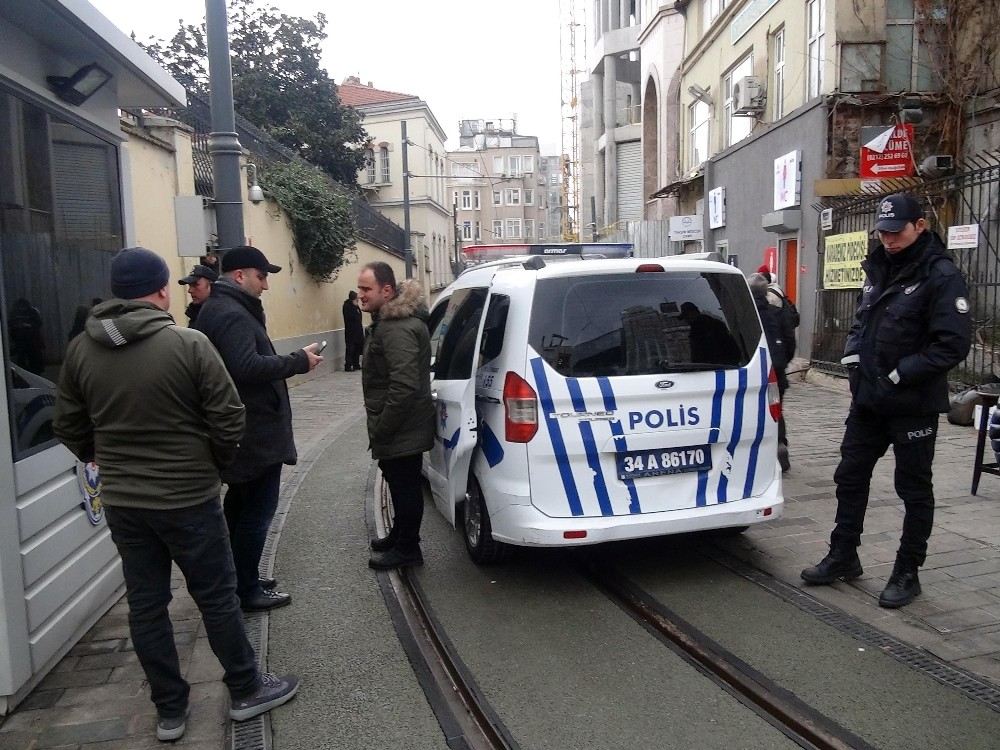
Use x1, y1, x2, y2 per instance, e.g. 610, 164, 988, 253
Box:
475, 395, 501, 404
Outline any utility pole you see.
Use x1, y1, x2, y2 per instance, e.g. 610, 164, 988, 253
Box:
205, 0, 244, 250
401, 120, 413, 279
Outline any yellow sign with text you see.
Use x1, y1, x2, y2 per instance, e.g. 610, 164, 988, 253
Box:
823, 231, 869, 289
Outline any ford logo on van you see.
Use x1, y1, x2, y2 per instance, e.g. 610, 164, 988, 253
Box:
655, 380, 675, 390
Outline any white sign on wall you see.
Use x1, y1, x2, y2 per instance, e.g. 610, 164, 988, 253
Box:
708, 187, 726, 229
948, 224, 980, 249
669, 215, 704, 241
773, 150, 801, 211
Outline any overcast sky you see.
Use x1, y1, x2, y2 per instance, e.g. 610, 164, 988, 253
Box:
90, 0, 567, 154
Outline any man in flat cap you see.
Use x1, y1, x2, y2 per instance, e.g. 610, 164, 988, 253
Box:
53, 247, 299, 742
802, 193, 971, 608
178, 263, 218, 325
194, 246, 323, 611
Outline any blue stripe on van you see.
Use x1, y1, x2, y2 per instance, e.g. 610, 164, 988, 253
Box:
597, 377, 641, 514
531, 357, 584, 516
716, 367, 748, 505
567, 378, 614, 517
697, 370, 729, 507
480, 420, 505, 468
743, 349, 769, 499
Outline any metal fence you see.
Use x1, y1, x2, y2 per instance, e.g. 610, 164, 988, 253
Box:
814, 152, 1000, 387
127, 91, 406, 256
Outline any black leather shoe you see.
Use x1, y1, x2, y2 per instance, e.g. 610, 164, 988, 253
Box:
777, 444, 790, 473
879, 569, 921, 608
370, 534, 397, 553
241, 589, 291, 611
259, 577, 277, 590
368, 546, 423, 570
800, 550, 863, 584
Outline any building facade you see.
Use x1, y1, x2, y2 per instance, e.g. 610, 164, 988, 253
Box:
341, 77, 454, 293
447, 119, 549, 252
583, 0, 644, 233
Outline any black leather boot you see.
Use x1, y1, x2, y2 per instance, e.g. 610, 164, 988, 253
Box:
800, 548, 863, 584
879, 566, 921, 608
368, 544, 424, 570
370, 529, 398, 552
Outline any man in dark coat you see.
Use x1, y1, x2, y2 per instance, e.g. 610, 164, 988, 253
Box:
177, 263, 218, 325
358, 261, 435, 569
749, 273, 793, 472
194, 246, 323, 610
802, 194, 972, 608
342, 290, 364, 371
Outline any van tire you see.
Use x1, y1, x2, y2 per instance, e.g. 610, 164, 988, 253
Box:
463, 476, 510, 564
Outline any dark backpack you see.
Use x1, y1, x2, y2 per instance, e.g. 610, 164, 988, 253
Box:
775, 290, 800, 329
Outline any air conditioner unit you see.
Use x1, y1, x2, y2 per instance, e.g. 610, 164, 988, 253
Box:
733, 75, 766, 115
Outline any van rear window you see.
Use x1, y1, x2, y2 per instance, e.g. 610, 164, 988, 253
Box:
528, 272, 761, 377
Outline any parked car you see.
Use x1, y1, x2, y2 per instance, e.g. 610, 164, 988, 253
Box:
423, 246, 784, 563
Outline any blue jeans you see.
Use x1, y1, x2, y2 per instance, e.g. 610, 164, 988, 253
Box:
105, 499, 259, 717
224, 463, 283, 601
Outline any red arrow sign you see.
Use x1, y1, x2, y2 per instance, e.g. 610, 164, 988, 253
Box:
860, 125, 914, 179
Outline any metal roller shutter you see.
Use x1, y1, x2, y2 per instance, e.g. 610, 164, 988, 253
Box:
616, 141, 642, 220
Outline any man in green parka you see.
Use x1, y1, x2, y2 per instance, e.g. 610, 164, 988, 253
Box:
357, 261, 435, 569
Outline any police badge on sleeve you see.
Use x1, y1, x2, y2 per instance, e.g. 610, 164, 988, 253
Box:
77, 461, 104, 525
956, 297, 970, 314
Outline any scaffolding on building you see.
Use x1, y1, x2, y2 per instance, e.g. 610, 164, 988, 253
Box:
559, 0, 584, 241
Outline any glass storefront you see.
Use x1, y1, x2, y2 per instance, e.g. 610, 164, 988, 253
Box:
0, 89, 123, 460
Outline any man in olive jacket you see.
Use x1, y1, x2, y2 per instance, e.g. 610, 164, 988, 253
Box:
53, 247, 299, 741
194, 246, 323, 610
358, 261, 435, 569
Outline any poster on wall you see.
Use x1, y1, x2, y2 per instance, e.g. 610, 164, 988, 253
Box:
823, 231, 869, 289
773, 150, 801, 210
708, 187, 726, 228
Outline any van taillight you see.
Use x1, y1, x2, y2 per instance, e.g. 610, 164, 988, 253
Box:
768, 368, 782, 422
503, 371, 538, 442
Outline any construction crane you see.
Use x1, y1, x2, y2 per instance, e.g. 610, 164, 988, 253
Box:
559, 0, 583, 242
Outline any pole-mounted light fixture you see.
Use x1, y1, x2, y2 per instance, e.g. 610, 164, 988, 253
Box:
46, 63, 112, 106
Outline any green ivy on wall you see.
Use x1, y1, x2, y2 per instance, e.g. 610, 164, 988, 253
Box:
259, 161, 356, 282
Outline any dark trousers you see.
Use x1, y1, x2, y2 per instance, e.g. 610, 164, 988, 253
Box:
830, 406, 938, 568
224, 463, 283, 600
345, 339, 362, 370
379, 453, 424, 548
105, 500, 259, 717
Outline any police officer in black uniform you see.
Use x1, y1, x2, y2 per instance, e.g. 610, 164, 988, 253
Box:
801, 193, 972, 608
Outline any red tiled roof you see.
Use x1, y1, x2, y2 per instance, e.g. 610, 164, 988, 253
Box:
338, 81, 419, 108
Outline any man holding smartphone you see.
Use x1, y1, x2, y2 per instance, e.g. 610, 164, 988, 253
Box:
195, 246, 323, 610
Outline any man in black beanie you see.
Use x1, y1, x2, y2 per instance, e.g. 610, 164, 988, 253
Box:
54, 247, 300, 742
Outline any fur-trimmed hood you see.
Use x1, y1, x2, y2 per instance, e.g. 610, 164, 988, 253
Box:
378, 280, 428, 321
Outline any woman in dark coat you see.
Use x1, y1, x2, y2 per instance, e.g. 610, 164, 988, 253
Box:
342, 291, 365, 371
750, 272, 792, 472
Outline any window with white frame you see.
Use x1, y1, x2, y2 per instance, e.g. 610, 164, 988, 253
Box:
508, 155, 523, 177
366, 148, 376, 183
462, 221, 472, 240
493, 156, 504, 173
723, 55, 754, 147
379, 146, 390, 183
492, 219, 503, 239
523, 155, 534, 173
702, 0, 728, 33
689, 100, 710, 168
492, 189, 502, 206
474, 190, 481, 210
885, 0, 945, 92
806, 0, 825, 98
505, 218, 521, 238
524, 188, 534, 205
452, 190, 459, 209
475, 221, 481, 240
524, 219, 534, 239
539, 222, 546, 239
461, 190, 473, 210
772, 28, 785, 120
504, 188, 521, 205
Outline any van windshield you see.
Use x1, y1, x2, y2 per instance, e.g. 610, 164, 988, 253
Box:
528, 272, 761, 377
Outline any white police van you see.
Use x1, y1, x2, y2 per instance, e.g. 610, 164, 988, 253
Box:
423, 244, 783, 563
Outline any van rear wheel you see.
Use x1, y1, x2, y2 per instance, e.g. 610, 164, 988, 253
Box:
463, 476, 510, 564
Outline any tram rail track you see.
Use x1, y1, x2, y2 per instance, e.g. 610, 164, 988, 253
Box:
582, 561, 876, 750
